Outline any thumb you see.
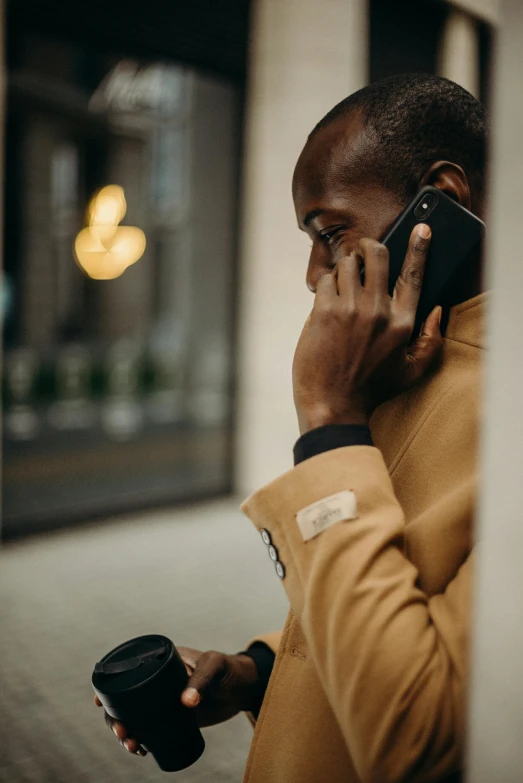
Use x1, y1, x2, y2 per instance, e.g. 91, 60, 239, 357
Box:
419, 305, 443, 340
181, 651, 226, 708
405, 305, 443, 379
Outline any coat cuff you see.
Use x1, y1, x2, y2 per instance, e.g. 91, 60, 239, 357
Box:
293, 424, 373, 465
238, 643, 276, 719
240, 445, 400, 618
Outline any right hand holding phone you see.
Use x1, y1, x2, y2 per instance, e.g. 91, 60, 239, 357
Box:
94, 646, 260, 757
292, 225, 443, 434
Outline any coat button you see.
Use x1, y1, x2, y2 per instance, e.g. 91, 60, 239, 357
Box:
268, 545, 278, 562
261, 529, 271, 546
275, 561, 285, 579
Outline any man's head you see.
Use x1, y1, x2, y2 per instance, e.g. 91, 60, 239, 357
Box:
293, 73, 487, 293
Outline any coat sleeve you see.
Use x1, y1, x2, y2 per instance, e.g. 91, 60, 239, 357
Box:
240, 445, 473, 783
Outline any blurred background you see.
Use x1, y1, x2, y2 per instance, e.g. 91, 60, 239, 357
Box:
1, 0, 494, 538
0, 1, 508, 782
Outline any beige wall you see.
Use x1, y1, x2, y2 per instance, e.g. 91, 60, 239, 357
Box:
235, 0, 369, 494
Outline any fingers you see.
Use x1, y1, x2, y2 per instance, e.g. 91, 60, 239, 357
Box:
334, 252, 362, 305
314, 252, 361, 310
314, 269, 338, 308
331, 238, 389, 303
94, 697, 147, 758
110, 719, 126, 742
122, 737, 147, 757
393, 224, 431, 311
181, 650, 226, 708
353, 238, 389, 294
110, 719, 147, 757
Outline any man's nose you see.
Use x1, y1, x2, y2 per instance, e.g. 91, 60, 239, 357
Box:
306, 255, 336, 293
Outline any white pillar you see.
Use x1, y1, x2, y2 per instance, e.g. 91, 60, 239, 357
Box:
438, 8, 480, 98
466, 1, 523, 781
235, 0, 369, 494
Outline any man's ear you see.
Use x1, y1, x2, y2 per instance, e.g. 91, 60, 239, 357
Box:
420, 161, 472, 211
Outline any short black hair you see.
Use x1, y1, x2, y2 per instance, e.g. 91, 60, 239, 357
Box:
310, 73, 487, 201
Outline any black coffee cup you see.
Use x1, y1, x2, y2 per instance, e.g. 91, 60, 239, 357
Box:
92, 634, 205, 772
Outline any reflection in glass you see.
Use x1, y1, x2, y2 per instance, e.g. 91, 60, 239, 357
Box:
75, 185, 146, 280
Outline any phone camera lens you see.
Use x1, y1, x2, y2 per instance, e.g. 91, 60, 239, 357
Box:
414, 192, 437, 220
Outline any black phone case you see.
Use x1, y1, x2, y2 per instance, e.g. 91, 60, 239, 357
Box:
381, 185, 485, 337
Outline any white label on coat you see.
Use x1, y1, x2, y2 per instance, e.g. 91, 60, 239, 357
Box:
296, 490, 358, 542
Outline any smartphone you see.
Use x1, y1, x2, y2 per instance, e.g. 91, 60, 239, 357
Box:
380, 185, 485, 338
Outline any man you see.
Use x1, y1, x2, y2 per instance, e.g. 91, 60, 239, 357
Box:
96, 73, 486, 782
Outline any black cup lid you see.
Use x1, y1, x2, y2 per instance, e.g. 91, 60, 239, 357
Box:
92, 634, 173, 695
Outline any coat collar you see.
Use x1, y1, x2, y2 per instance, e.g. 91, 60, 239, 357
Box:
444, 291, 488, 350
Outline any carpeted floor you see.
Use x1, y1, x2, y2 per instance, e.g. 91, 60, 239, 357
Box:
0, 498, 289, 783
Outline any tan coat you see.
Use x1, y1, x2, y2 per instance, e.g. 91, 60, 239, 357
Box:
240, 293, 486, 783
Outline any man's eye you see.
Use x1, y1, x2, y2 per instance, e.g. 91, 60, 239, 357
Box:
320, 229, 344, 247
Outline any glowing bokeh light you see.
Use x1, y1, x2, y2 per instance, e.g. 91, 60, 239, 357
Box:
74, 185, 146, 280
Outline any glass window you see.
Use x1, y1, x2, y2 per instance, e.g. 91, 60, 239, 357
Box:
2, 32, 240, 536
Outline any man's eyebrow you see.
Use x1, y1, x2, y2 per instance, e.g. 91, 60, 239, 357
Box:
303, 208, 328, 227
